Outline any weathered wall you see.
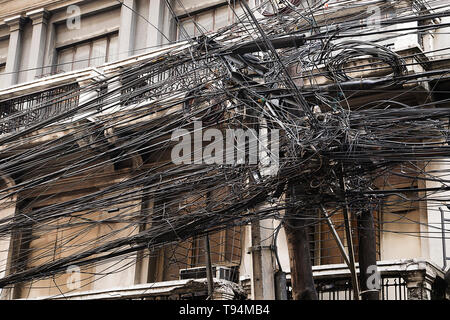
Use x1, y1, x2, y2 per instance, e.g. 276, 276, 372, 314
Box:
381, 209, 424, 261
433, 16, 450, 60
16, 186, 142, 299
0, 198, 15, 299
54, 8, 120, 48
423, 160, 450, 267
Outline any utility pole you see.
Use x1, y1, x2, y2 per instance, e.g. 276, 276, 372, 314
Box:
357, 209, 380, 300
250, 218, 276, 299
338, 165, 360, 300
204, 233, 214, 299
205, 191, 214, 299
284, 181, 318, 300
248, 116, 277, 300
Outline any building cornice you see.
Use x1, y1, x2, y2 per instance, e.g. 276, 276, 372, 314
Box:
0, 0, 117, 25
3, 15, 25, 32
26, 8, 51, 26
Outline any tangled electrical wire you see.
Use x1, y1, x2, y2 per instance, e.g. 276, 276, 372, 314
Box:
0, 0, 450, 298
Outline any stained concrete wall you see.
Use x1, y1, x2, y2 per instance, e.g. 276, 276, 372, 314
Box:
16, 187, 142, 299
0, 174, 16, 300
0, 201, 15, 299
381, 209, 425, 261
54, 8, 120, 49
423, 160, 450, 268
0, 36, 8, 62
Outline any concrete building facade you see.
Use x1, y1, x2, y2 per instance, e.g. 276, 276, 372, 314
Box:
0, 0, 449, 300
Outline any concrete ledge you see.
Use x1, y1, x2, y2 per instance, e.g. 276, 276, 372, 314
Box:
27, 278, 244, 300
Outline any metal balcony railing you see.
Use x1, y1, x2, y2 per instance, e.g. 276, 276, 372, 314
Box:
0, 83, 80, 135
283, 259, 448, 300
120, 55, 224, 106
303, 275, 408, 300
284, 273, 413, 300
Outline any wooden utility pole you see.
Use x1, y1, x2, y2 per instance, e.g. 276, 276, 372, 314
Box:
284, 181, 318, 300
204, 191, 214, 299
357, 209, 380, 300
204, 233, 214, 299
338, 165, 360, 300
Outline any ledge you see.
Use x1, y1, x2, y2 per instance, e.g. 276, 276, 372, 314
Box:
27, 278, 243, 301
0, 68, 103, 101
307, 258, 445, 280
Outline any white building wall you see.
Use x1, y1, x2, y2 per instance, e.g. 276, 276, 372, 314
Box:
433, 16, 450, 60
424, 160, 450, 268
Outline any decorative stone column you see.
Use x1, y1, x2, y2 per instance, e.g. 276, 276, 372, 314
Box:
405, 270, 432, 300
118, 0, 137, 60
147, 0, 165, 48
26, 9, 50, 82
3, 15, 25, 87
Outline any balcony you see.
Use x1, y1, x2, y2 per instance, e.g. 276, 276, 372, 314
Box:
0, 68, 104, 137
0, 83, 80, 135
287, 259, 449, 300
24, 258, 448, 300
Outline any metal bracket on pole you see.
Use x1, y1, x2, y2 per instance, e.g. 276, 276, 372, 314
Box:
320, 204, 351, 268
339, 165, 360, 300
247, 245, 275, 254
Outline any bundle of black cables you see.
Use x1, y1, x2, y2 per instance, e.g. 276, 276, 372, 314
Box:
323, 40, 407, 87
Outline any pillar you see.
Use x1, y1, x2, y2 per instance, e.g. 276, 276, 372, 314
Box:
118, 0, 137, 60
147, 0, 165, 48
26, 9, 50, 82
405, 271, 432, 300
3, 15, 25, 87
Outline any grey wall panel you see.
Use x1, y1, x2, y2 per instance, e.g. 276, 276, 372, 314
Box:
55, 7, 120, 49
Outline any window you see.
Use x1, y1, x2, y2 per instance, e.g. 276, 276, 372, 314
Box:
177, 3, 244, 40
147, 190, 242, 283
56, 33, 118, 73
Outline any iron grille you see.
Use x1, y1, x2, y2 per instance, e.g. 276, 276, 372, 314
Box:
286, 275, 407, 300
0, 83, 80, 135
